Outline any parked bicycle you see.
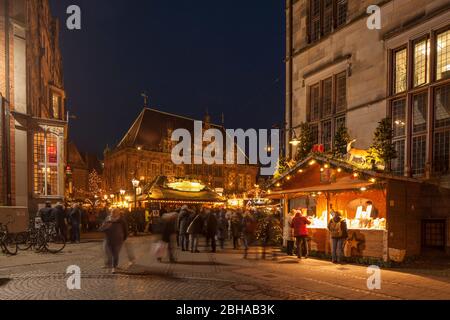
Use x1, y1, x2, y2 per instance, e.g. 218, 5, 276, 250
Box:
16, 217, 66, 254
0, 219, 18, 256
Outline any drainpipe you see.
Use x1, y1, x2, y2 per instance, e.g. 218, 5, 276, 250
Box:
287, 0, 294, 159
3, 0, 12, 206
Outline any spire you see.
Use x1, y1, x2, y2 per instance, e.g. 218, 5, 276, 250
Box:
141, 91, 149, 108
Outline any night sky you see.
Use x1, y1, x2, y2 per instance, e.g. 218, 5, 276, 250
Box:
49, 0, 285, 157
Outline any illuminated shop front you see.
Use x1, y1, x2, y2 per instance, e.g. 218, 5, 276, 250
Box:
267, 156, 450, 262
32, 124, 65, 199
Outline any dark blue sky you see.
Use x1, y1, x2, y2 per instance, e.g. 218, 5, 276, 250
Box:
49, 0, 285, 156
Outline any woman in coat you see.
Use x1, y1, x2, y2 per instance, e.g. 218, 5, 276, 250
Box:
100, 209, 128, 273
187, 211, 203, 253
283, 210, 295, 256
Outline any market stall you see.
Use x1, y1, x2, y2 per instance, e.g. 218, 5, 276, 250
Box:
266, 155, 437, 262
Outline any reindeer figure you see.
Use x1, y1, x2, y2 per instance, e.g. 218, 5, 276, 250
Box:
347, 139, 368, 164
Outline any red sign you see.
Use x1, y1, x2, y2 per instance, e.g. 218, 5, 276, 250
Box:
312, 144, 325, 153
48, 145, 57, 163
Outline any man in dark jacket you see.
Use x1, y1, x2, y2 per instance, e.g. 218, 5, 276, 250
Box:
69, 203, 82, 243
37, 201, 54, 223
52, 203, 67, 241
205, 210, 218, 253
328, 212, 348, 264
178, 206, 191, 251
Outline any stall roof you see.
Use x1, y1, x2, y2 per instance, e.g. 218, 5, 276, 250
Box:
139, 176, 226, 203
268, 176, 376, 199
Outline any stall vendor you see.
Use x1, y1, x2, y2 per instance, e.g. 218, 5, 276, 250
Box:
366, 201, 379, 219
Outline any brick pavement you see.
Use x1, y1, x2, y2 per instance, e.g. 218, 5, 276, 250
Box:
1, 236, 450, 300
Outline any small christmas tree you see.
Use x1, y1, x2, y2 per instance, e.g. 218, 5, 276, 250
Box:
295, 122, 315, 161
333, 125, 351, 159
367, 118, 397, 171
274, 156, 289, 178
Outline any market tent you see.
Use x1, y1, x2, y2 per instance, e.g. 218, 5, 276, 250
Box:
138, 176, 226, 204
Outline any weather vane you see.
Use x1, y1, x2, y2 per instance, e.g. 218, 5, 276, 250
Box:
141, 91, 149, 107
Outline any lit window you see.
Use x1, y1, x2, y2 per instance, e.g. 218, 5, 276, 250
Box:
310, 124, 319, 145
412, 136, 427, 176
437, 29, 450, 81
435, 84, 450, 129
414, 38, 430, 87
394, 48, 407, 94
33, 127, 63, 197
321, 120, 332, 152
392, 140, 405, 176
336, 0, 348, 27
392, 99, 406, 137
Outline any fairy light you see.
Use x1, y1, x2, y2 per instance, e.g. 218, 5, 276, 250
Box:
324, 164, 330, 169
369, 178, 376, 183
337, 168, 342, 173
353, 172, 359, 178
298, 169, 304, 174
309, 160, 316, 166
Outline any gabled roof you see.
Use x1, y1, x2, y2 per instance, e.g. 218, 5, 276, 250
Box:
116, 108, 223, 151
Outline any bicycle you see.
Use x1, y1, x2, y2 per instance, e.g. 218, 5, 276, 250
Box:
16, 217, 66, 254
0, 220, 18, 256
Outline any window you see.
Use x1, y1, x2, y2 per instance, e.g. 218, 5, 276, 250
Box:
321, 120, 332, 152
394, 48, 407, 94
310, 124, 319, 145
308, 0, 347, 43
414, 38, 430, 87
336, 72, 347, 112
310, 0, 321, 42
51, 93, 61, 119
437, 29, 450, 81
413, 93, 428, 133
412, 136, 427, 176
336, 0, 348, 27
33, 127, 63, 197
434, 84, 450, 174
392, 140, 405, 176
323, 0, 333, 36
310, 84, 320, 121
392, 99, 406, 138
336, 116, 346, 131
322, 78, 333, 117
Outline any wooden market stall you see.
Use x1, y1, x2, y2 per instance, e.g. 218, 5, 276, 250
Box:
267, 155, 450, 262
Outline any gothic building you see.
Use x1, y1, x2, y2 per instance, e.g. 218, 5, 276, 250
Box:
0, 0, 66, 212
103, 108, 259, 197
286, 0, 450, 186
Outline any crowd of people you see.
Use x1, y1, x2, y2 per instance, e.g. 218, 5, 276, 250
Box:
36, 201, 349, 273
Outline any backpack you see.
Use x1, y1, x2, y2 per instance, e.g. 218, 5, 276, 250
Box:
329, 220, 343, 238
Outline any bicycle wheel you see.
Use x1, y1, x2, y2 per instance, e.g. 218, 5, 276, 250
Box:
2, 235, 18, 255
45, 229, 66, 254
16, 232, 32, 251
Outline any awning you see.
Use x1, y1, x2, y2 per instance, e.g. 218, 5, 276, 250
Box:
268, 176, 378, 199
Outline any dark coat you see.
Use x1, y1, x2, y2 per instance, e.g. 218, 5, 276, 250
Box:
102, 218, 128, 247
217, 216, 228, 239
52, 205, 66, 225
69, 207, 82, 224
205, 213, 218, 237
187, 214, 203, 234
178, 210, 191, 234
231, 218, 242, 237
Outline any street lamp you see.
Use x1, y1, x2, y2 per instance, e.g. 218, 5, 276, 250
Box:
132, 178, 140, 209
289, 130, 301, 146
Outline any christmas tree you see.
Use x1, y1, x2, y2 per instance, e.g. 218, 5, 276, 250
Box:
274, 156, 289, 178
333, 125, 351, 159
367, 118, 397, 171
295, 122, 315, 161
88, 169, 103, 198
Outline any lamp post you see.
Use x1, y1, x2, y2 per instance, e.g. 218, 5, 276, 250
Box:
132, 178, 140, 210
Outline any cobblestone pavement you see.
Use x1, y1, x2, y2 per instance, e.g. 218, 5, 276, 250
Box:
1, 236, 450, 300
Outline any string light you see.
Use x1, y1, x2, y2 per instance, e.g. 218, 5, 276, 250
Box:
298, 169, 304, 173
324, 164, 330, 169
353, 172, 359, 178
337, 168, 342, 173
309, 160, 316, 166
369, 178, 376, 183
360, 187, 367, 192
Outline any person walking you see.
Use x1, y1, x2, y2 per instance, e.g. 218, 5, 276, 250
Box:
53, 202, 67, 242
178, 205, 191, 251
283, 210, 295, 256
100, 209, 128, 273
205, 209, 218, 253
217, 212, 228, 250
160, 212, 177, 263
242, 211, 256, 259
187, 211, 203, 253
69, 203, 82, 243
328, 211, 348, 264
230, 212, 242, 250
292, 209, 311, 259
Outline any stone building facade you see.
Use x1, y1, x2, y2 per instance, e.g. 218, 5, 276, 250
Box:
0, 0, 66, 212
286, 0, 450, 186
104, 108, 259, 198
